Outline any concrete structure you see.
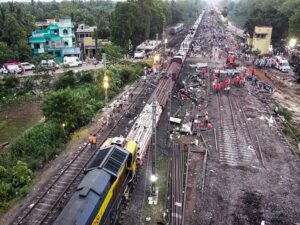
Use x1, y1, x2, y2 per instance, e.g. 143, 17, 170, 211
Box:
249, 26, 272, 55
76, 24, 96, 43
136, 40, 161, 53
83, 37, 110, 57
29, 18, 80, 62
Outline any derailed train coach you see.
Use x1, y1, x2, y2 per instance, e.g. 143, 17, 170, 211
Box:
54, 11, 205, 225
54, 137, 138, 225
126, 11, 205, 166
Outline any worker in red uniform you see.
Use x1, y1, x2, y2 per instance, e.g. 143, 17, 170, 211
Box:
251, 67, 256, 76
207, 122, 212, 130
219, 80, 224, 91
215, 82, 221, 94
225, 77, 231, 86
234, 75, 241, 86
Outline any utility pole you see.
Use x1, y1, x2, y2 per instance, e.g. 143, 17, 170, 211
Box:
151, 92, 157, 196
102, 53, 108, 107
168, 89, 172, 146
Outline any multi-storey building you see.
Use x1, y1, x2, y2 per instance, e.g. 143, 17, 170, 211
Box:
29, 17, 80, 62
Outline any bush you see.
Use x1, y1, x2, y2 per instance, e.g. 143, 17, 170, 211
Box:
23, 78, 34, 92
3, 75, 19, 89
55, 71, 76, 90
9, 122, 65, 169
78, 72, 94, 84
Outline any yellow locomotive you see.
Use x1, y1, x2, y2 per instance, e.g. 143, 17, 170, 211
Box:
54, 137, 138, 225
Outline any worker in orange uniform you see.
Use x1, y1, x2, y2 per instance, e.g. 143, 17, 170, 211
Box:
91, 134, 97, 150
89, 133, 93, 149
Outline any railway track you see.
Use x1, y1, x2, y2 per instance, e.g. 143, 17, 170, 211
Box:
170, 142, 184, 225
12, 80, 150, 225
217, 93, 259, 167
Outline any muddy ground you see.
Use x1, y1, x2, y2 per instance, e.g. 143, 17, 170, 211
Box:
181, 13, 300, 225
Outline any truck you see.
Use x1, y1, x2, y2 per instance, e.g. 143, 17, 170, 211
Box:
63, 56, 82, 67
0, 61, 23, 74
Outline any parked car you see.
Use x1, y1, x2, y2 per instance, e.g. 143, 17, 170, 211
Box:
21, 62, 35, 71
134, 50, 145, 59
63, 56, 82, 67
273, 56, 290, 73
35, 60, 60, 72
0, 67, 8, 74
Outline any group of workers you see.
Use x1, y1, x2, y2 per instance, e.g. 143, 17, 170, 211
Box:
211, 71, 243, 94
194, 110, 213, 131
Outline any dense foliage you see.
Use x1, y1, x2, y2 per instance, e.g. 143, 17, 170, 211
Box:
0, 0, 205, 64
111, 0, 205, 49
219, 0, 300, 47
0, 3, 35, 65
0, 63, 144, 210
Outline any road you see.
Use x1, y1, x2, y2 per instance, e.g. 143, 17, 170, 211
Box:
15, 63, 103, 78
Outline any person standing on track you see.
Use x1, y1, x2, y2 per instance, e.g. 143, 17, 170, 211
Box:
91, 134, 97, 150
89, 133, 93, 149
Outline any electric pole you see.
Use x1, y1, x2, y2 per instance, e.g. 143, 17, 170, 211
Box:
151, 92, 157, 195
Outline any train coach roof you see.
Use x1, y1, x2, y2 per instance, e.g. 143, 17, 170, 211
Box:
167, 61, 181, 74
54, 170, 112, 225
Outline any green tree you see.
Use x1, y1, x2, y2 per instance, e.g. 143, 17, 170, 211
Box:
0, 42, 16, 65
54, 71, 76, 90
289, 8, 300, 37
10, 161, 32, 189
43, 89, 81, 130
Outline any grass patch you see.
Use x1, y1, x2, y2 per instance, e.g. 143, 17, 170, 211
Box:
0, 94, 39, 109
277, 107, 300, 156
278, 107, 293, 122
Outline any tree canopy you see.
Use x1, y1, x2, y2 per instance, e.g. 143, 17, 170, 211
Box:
219, 0, 300, 46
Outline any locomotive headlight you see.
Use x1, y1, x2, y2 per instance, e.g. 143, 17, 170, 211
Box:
150, 174, 158, 182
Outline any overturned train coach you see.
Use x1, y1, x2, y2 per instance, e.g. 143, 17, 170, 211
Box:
54, 137, 138, 225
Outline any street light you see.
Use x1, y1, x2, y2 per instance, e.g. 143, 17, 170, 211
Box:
154, 54, 160, 63
164, 38, 168, 49
103, 75, 109, 106
154, 54, 160, 73
289, 38, 297, 48
150, 174, 158, 183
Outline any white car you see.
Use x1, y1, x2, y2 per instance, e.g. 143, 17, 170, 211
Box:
21, 62, 35, 71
